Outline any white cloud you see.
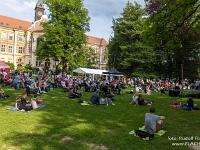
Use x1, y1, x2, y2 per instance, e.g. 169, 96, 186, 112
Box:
4, 0, 36, 14
0, 0, 145, 40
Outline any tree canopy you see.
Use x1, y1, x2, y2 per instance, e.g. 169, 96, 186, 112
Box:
143, 0, 200, 80
36, 0, 90, 73
108, 2, 155, 78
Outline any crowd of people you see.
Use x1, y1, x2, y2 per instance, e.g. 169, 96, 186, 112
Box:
1, 70, 199, 135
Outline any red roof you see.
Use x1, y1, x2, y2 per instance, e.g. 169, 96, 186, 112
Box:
87, 35, 108, 46
0, 15, 32, 30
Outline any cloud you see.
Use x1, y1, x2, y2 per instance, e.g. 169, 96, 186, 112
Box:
4, 0, 36, 14
84, 0, 145, 40
0, 0, 145, 40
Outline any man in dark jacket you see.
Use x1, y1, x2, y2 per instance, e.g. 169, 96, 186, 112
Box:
88, 91, 100, 105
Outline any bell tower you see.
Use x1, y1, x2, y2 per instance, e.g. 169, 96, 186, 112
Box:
34, 0, 45, 21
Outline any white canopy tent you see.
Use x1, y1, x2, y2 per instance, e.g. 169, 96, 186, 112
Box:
72, 68, 108, 80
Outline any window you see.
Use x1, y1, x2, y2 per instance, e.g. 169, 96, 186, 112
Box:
18, 47, 23, 53
9, 34, 13, 40
1, 45, 5, 52
6, 23, 9, 26
45, 59, 50, 67
36, 61, 41, 67
19, 35, 23, 41
1, 32, 6, 39
8, 46, 12, 53
8, 58, 12, 63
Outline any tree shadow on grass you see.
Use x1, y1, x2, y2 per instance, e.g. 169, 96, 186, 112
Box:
2, 88, 136, 150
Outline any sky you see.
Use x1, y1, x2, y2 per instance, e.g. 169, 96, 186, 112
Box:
0, 0, 145, 41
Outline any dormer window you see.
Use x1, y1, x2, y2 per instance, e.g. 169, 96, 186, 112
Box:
0, 22, 3, 25
19, 26, 22, 29
6, 23, 9, 26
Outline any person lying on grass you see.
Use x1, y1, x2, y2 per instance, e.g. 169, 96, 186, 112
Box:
88, 90, 100, 105
19, 92, 33, 112
135, 94, 153, 106
145, 107, 165, 133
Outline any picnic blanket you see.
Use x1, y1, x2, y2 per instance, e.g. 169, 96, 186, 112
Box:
38, 104, 47, 108
6, 104, 47, 111
129, 126, 166, 140
80, 101, 91, 106
170, 104, 181, 108
170, 104, 193, 110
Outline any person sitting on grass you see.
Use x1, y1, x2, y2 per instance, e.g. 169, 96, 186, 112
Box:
68, 88, 81, 98
130, 92, 138, 104
19, 92, 33, 112
145, 107, 165, 133
73, 88, 82, 97
135, 94, 153, 106
100, 97, 115, 105
106, 89, 115, 100
31, 94, 38, 109
183, 97, 199, 109
0, 86, 10, 99
88, 90, 100, 105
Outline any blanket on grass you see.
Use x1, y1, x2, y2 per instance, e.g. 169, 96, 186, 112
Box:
129, 126, 166, 140
80, 101, 92, 106
170, 104, 193, 110
170, 104, 181, 108
6, 104, 47, 111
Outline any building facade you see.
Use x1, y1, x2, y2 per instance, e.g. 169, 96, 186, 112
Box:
87, 36, 108, 70
0, 0, 108, 71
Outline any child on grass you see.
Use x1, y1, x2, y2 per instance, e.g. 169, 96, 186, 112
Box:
15, 97, 21, 108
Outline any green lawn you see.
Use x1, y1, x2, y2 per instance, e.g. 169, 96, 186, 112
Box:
0, 84, 200, 150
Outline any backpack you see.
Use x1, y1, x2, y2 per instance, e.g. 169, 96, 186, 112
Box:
134, 130, 154, 139
77, 99, 83, 103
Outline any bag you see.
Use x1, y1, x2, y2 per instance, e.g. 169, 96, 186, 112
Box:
77, 99, 83, 103
134, 130, 154, 139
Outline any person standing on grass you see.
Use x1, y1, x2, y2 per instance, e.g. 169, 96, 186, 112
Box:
145, 107, 165, 133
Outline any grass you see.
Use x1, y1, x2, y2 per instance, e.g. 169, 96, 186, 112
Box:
0, 84, 200, 150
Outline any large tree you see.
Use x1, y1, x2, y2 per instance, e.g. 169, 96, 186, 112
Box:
36, 0, 90, 73
108, 2, 155, 77
144, 0, 200, 80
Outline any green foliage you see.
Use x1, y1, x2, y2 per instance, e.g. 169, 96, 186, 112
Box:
5, 62, 15, 70
32, 67, 40, 72
143, 0, 200, 80
24, 64, 32, 71
108, 2, 156, 78
36, 0, 90, 73
17, 66, 24, 71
